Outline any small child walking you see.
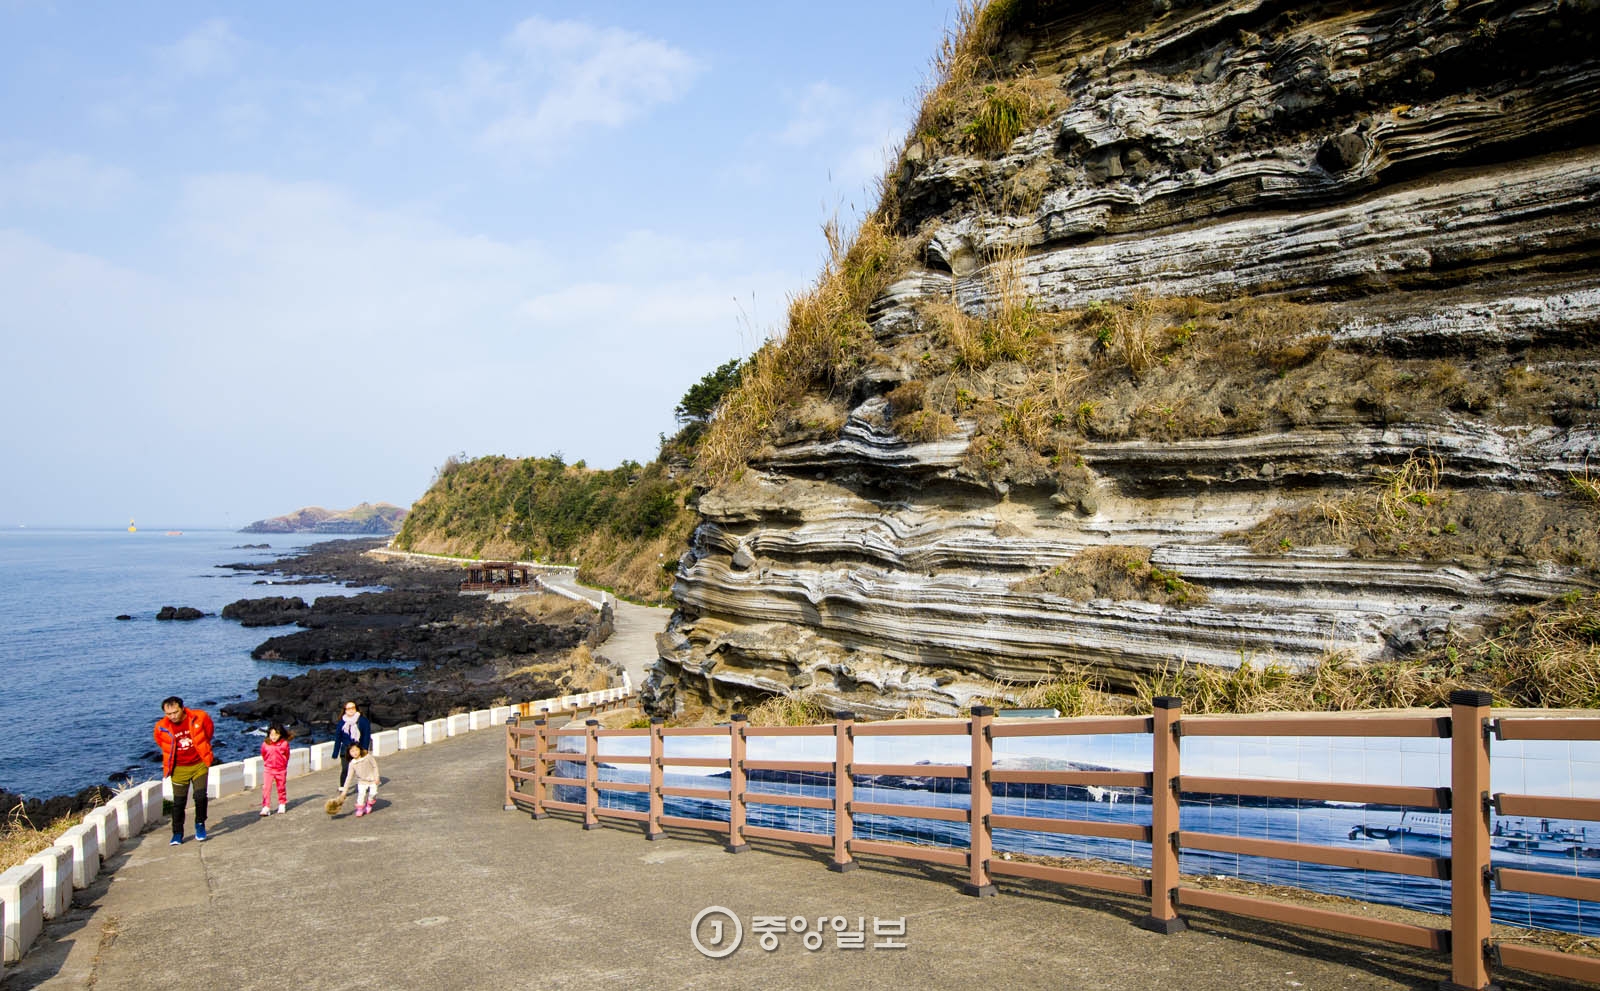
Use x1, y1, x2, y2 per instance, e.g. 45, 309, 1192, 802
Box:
336, 743, 381, 817
259, 723, 292, 815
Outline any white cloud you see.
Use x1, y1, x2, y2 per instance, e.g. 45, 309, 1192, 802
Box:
0, 153, 134, 209
442, 16, 701, 159
777, 82, 849, 147
774, 81, 909, 194
158, 19, 243, 78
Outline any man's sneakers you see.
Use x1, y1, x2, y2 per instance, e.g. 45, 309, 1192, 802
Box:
195, 823, 208, 842
276, 803, 287, 815
169, 835, 183, 846
259, 806, 272, 817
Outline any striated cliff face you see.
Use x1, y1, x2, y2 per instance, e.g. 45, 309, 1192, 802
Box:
648, 0, 1600, 719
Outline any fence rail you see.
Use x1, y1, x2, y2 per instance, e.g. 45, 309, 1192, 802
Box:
505, 692, 1600, 990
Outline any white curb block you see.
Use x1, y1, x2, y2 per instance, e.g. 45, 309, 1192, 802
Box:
0, 862, 43, 964
24, 847, 72, 920
56, 823, 99, 889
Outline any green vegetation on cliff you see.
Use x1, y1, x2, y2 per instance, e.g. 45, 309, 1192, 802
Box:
393, 361, 749, 605
394, 454, 695, 605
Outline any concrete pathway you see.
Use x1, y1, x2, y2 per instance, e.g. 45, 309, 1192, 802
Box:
590, 592, 671, 691
366, 546, 670, 690
6, 725, 1562, 991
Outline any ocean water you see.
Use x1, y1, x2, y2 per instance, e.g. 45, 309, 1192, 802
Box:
0, 527, 388, 799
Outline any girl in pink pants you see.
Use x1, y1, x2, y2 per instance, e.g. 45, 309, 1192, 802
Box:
259, 723, 291, 815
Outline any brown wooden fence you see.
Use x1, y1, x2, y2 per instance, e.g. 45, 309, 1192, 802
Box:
505, 690, 1600, 990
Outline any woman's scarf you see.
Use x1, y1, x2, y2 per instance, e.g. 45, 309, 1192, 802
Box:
341, 711, 361, 740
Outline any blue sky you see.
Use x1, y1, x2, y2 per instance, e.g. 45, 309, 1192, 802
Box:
0, 1, 960, 527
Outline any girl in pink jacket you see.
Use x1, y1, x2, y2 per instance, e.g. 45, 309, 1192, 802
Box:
259, 723, 292, 815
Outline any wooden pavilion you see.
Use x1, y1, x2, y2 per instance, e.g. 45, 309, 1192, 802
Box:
459, 562, 533, 592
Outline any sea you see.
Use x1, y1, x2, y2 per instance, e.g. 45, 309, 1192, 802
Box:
0, 526, 390, 800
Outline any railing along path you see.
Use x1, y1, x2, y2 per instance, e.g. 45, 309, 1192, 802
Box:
505, 691, 1600, 991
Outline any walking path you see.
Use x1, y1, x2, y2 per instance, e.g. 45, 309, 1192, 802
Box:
0, 725, 1504, 991
366, 546, 671, 690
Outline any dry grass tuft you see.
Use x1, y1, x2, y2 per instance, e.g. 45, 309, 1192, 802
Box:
1571, 466, 1600, 504
1245, 452, 1600, 568
1128, 590, 1600, 713
1, 804, 90, 873
698, 218, 912, 483
1013, 545, 1208, 607
746, 691, 835, 727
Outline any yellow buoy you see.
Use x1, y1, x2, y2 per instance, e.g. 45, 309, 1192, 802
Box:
128, 519, 137, 533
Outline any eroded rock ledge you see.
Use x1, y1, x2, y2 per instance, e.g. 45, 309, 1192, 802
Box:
647, 0, 1600, 719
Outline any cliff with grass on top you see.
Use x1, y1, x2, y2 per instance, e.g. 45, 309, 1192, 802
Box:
393, 453, 696, 606
649, 0, 1600, 720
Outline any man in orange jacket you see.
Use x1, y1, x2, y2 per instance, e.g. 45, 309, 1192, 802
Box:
154, 696, 215, 845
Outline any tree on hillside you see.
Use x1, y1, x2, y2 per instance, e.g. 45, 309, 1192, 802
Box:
674, 358, 744, 425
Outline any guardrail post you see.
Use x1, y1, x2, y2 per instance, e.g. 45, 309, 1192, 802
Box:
965, 706, 997, 896
727, 714, 749, 853
647, 717, 665, 840
529, 719, 548, 818
830, 711, 857, 872
1140, 696, 1187, 933
1447, 690, 1496, 991
583, 719, 601, 830
504, 713, 519, 811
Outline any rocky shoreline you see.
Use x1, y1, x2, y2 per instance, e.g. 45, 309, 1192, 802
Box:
3, 538, 611, 827
216, 539, 614, 739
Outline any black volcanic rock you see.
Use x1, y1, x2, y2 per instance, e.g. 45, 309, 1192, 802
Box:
0, 784, 115, 826
155, 606, 205, 621
221, 595, 308, 627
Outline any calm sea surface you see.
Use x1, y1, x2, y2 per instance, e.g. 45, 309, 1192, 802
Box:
0, 527, 386, 798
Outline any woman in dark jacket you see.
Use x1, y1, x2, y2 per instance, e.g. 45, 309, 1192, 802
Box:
332, 699, 373, 787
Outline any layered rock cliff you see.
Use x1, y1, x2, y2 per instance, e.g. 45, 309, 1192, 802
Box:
649, 0, 1600, 718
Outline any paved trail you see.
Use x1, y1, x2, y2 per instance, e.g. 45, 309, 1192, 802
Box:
4, 724, 1538, 991
540, 571, 670, 690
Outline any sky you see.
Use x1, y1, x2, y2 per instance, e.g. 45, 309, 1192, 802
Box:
0, 1, 962, 528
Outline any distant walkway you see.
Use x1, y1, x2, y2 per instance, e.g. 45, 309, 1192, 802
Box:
366, 546, 671, 690
3, 725, 1500, 990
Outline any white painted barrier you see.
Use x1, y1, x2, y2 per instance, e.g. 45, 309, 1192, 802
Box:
371, 729, 399, 756
25, 847, 72, 919
110, 791, 146, 840
83, 807, 119, 859
207, 761, 244, 799
139, 781, 163, 829
310, 742, 335, 771
57, 823, 99, 889
0, 681, 640, 970
0, 862, 43, 964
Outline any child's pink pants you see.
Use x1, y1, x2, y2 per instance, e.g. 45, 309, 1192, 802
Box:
262, 772, 287, 807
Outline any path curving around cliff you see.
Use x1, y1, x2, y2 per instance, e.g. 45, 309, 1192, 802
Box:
366, 546, 668, 691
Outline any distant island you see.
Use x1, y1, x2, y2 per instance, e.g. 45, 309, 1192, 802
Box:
240, 502, 407, 534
